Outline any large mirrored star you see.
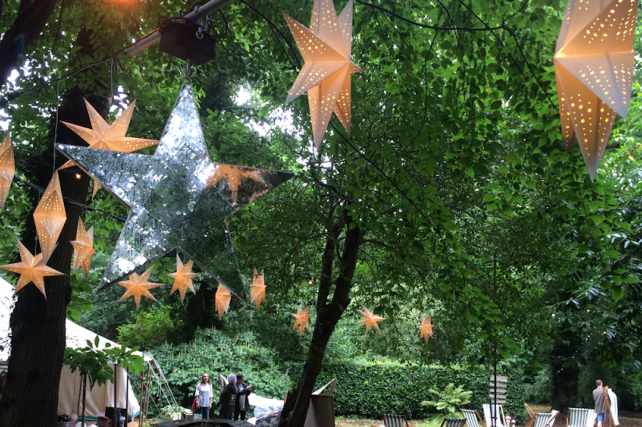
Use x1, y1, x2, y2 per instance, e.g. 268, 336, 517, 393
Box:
57, 85, 294, 297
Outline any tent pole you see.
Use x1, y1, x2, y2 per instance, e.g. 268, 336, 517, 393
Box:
114, 364, 118, 426
125, 368, 129, 427
82, 373, 87, 427
139, 369, 145, 427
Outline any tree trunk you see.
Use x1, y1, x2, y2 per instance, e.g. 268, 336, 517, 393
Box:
0, 27, 105, 427
0, 0, 59, 88
279, 205, 364, 427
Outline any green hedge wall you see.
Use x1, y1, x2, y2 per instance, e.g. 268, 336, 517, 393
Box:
308, 361, 528, 422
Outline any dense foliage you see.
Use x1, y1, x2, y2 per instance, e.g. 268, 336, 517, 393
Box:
2, 0, 642, 424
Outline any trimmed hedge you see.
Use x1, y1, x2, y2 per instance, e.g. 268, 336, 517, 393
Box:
309, 360, 527, 422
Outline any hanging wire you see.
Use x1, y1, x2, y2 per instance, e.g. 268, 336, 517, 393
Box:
52, 80, 60, 174
109, 57, 114, 124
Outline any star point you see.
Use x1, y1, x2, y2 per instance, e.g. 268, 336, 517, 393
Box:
168, 254, 198, 302
0, 240, 63, 297
118, 266, 164, 309
33, 171, 66, 260
215, 284, 232, 319
291, 305, 313, 336
250, 268, 266, 309
356, 305, 385, 334
0, 133, 15, 208
70, 218, 96, 276
420, 314, 434, 343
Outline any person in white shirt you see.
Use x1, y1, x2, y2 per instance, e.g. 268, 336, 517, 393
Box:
195, 373, 213, 419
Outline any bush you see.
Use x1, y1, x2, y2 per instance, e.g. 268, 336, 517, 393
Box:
305, 359, 528, 422
151, 327, 292, 408
422, 383, 472, 415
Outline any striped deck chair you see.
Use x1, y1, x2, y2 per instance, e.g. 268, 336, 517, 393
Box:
462, 409, 486, 427
533, 410, 560, 427
567, 408, 590, 427
483, 404, 505, 427
586, 410, 596, 427
440, 419, 467, 427
384, 414, 410, 427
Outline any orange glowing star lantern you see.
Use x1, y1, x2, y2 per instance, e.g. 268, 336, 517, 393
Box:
420, 314, 434, 343
168, 254, 198, 302
250, 268, 266, 309
356, 305, 385, 334
291, 305, 313, 336
61, 99, 159, 197
215, 285, 232, 319
554, 0, 638, 180
0, 240, 63, 297
33, 172, 66, 260
207, 164, 267, 206
118, 266, 164, 309
70, 218, 96, 276
0, 133, 15, 208
284, 0, 362, 149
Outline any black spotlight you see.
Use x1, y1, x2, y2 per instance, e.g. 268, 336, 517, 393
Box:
159, 17, 217, 65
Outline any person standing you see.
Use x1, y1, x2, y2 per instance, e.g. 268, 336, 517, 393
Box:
195, 373, 213, 419
593, 379, 609, 427
219, 374, 238, 420
234, 373, 253, 421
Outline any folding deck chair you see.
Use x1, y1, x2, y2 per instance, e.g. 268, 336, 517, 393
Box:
384, 414, 410, 427
462, 409, 486, 427
439, 419, 467, 427
483, 404, 506, 427
567, 408, 590, 427
525, 405, 559, 427
586, 410, 596, 427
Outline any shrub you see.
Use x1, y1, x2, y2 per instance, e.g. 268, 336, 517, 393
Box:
305, 359, 528, 422
151, 327, 291, 408
422, 383, 472, 415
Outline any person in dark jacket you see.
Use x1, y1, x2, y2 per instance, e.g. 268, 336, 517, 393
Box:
219, 374, 238, 420
234, 373, 253, 421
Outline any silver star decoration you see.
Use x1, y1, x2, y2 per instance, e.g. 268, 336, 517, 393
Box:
57, 85, 294, 297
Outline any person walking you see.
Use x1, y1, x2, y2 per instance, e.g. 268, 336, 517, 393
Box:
219, 374, 238, 420
195, 373, 213, 419
593, 379, 609, 427
234, 373, 253, 421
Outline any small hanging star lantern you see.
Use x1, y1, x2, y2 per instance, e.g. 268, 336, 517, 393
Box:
33, 172, 66, 260
118, 266, 164, 309
356, 305, 385, 334
215, 284, 232, 319
70, 218, 95, 276
554, 0, 639, 179
168, 254, 198, 302
61, 99, 159, 197
284, 0, 362, 149
250, 268, 266, 309
420, 314, 434, 343
0, 133, 15, 208
291, 305, 313, 336
0, 240, 63, 297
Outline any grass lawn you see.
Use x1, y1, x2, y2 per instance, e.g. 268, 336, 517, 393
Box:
336, 414, 463, 427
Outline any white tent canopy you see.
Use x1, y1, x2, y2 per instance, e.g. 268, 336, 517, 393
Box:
0, 277, 143, 417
